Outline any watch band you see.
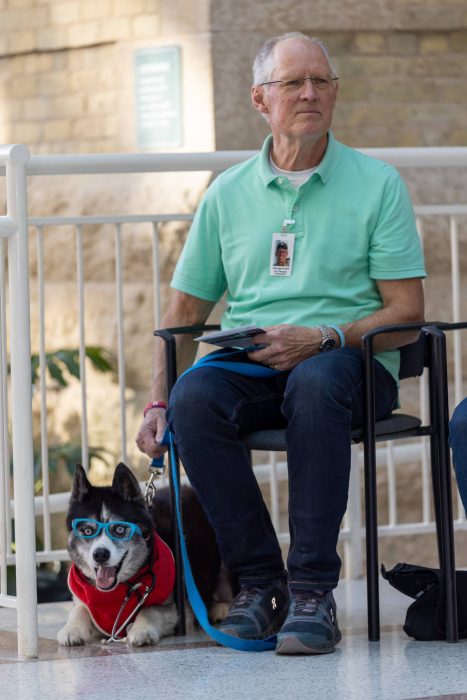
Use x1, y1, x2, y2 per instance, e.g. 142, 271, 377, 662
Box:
317, 324, 337, 352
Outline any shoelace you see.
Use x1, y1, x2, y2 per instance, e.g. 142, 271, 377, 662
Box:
232, 586, 266, 610
293, 591, 326, 616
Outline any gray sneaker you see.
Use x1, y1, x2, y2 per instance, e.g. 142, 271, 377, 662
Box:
275, 589, 342, 654
218, 579, 290, 640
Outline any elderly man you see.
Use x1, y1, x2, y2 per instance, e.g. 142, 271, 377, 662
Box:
136, 32, 425, 655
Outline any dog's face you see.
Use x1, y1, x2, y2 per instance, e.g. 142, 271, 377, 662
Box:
67, 463, 154, 592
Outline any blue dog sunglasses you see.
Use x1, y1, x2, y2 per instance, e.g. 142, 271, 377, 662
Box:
71, 518, 142, 542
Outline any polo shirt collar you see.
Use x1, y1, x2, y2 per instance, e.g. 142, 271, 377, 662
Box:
258, 130, 341, 186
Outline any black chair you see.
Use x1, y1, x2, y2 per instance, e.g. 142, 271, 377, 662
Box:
155, 322, 458, 642
416, 320, 467, 639
362, 322, 457, 643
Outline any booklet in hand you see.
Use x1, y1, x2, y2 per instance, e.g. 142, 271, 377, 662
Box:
194, 325, 266, 350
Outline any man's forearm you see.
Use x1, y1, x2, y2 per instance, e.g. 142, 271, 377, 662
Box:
339, 277, 425, 351
342, 311, 424, 351
149, 291, 215, 402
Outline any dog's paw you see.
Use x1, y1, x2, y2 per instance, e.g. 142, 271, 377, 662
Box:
57, 624, 89, 646
127, 624, 161, 647
127, 611, 161, 647
57, 605, 95, 646
57, 618, 95, 646
209, 601, 231, 623
127, 605, 177, 647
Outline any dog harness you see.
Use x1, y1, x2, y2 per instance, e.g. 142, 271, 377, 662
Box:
68, 532, 175, 638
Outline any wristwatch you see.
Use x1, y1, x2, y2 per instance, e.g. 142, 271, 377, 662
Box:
317, 325, 337, 352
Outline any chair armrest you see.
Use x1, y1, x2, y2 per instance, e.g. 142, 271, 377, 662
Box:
154, 324, 221, 397
361, 320, 438, 348
425, 321, 467, 333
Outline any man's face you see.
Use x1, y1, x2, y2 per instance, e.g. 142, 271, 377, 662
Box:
277, 247, 288, 264
252, 39, 338, 143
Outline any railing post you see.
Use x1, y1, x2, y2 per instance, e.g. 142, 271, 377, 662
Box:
5, 144, 38, 658
344, 445, 363, 579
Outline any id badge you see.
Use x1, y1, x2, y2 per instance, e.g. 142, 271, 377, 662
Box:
270, 232, 295, 277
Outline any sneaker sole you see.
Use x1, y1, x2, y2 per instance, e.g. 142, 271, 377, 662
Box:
275, 632, 341, 656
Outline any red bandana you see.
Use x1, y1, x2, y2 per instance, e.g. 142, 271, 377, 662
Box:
68, 533, 175, 636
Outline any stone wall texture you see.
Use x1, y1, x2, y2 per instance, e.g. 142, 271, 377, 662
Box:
0, 0, 214, 153
2, 0, 466, 153
210, 0, 467, 149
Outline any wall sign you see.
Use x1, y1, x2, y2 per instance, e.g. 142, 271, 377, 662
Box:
134, 46, 182, 149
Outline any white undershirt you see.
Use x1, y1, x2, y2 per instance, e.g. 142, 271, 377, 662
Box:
269, 154, 317, 189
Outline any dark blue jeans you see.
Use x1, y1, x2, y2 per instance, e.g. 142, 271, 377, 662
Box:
449, 396, 467, 516
167, 347, 397, 592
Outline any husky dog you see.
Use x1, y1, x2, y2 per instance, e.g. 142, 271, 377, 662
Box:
58, 462, 233, 647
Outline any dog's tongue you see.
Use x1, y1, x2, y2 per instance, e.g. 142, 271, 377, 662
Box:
96, 566, 117, 590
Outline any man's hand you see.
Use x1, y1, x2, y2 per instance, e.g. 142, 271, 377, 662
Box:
135, 407, 168, 459
247, 324, 324, 371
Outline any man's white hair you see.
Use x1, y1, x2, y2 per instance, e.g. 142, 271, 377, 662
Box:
252, 32, 338, 86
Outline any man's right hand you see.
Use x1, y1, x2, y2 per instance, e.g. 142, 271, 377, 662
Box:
135, 407, 168, 459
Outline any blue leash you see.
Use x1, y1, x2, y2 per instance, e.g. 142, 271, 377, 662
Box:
178, 347, 281, 379
150, 349, 281, 652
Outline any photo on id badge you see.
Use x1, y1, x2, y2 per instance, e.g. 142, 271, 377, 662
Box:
270, 233, 295, 277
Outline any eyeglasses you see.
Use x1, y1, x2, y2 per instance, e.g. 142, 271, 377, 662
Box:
260, 76, 339, 92
71, 518, 143, 541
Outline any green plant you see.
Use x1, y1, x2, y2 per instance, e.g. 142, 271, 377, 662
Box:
30, 346, 113, 388
29, 346, 115, 483
34, 444, 112, 488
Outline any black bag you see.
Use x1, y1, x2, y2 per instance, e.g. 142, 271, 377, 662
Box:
382, 562, 467, 640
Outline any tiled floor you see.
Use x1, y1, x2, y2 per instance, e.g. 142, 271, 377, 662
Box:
0, 580, 466, 700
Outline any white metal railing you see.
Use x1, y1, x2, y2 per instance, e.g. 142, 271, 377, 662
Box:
0, 144, 37, 659
0, 144, 466, 659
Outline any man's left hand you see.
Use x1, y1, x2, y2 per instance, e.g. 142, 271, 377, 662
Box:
247, 325, 323, 371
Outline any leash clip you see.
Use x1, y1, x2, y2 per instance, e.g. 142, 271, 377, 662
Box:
144, 456, 165, 507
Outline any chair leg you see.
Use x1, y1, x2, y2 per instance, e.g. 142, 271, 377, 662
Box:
428, 432, 459, 640
428, 428, 445, 569
363, 440, 380, 642
168, 446, 187, 636
430, 329, 458, 642
362, 336, 380, 642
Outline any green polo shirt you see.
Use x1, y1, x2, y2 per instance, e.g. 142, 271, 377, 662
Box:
171, 131, 426, 384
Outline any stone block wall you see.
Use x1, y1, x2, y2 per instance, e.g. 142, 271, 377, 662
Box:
210, 0, 467, 150
0, 0, 213, 154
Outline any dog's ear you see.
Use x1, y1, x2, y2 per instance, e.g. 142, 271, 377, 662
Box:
70, 463, 92, 503
112, 463, 145, 504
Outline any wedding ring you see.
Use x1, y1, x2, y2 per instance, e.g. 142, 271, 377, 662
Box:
266, 358, 272, 367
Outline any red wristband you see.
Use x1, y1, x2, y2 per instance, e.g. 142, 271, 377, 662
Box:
144, 401, 167, 417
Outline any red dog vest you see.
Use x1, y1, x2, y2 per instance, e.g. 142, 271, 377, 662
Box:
68, 533, 175, 637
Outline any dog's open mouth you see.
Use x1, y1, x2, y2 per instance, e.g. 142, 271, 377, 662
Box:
94, 553, 127, 591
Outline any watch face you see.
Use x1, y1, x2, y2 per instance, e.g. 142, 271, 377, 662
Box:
320, 337, 336, 352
